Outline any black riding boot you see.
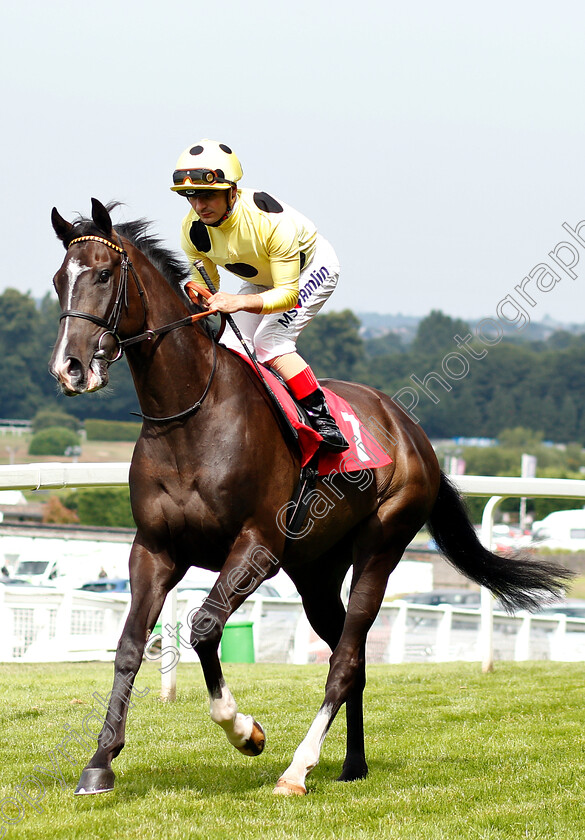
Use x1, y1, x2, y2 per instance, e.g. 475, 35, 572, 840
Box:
298, 389, 350, 453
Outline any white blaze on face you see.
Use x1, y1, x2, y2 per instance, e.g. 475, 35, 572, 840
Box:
52, 258, 89, 384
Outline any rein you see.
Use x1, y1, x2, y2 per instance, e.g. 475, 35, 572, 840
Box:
61, 233, 217, 423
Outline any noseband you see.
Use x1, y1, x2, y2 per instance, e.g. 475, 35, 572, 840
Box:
59, 232, 217, 423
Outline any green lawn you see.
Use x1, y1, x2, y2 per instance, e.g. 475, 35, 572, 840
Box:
1, 660, 584, 840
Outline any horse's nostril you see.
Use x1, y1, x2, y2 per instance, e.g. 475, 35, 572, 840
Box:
66, 356, 84, 382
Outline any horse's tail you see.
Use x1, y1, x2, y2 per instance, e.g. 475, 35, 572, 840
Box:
427, 472, 573, 612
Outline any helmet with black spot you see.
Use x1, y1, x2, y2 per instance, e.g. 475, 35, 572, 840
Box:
171, 140, 243, 194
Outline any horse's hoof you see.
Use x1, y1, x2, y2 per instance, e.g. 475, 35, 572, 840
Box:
74, 768, 115, 795
337, 761, 368, 782
237, 721, 266, 756
272, 778, 307, 796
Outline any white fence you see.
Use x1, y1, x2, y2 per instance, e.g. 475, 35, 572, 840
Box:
1, 463, 585, 689
0, 585, 130, 662
213, 597, 585, 667
3, 584, 585, 668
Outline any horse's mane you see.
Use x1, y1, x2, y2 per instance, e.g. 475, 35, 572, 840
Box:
68, 202, 191, 298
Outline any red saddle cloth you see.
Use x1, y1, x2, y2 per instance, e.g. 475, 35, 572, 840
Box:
235, 353, 393, 475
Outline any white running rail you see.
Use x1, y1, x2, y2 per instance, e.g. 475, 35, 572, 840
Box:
1, 464, 585, 689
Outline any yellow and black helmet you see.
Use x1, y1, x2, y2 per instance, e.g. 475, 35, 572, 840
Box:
171, 139, 243, 194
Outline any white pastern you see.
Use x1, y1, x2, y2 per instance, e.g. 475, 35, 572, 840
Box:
209, 685, 254, 748
278, 705, 332, 789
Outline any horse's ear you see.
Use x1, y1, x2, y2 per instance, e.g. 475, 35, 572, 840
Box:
51, 207, 73, 246
91, 198, 112, 237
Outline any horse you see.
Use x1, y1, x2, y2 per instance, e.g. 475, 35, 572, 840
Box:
48, 199, 570, 797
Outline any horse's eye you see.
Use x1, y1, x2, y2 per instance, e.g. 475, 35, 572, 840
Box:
98, 269, 112, 283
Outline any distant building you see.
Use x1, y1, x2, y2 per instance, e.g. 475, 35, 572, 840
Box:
0, 490, 44, 525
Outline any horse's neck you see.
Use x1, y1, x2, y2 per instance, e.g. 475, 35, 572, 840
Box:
123, 253, 215, 418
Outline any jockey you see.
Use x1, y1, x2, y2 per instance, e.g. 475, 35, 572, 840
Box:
171, 139, 349, 453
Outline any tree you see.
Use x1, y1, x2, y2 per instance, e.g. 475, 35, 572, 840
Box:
72, 488, 134, 528
498, 428, 544, 449
32, 410, 81, 433
0, 289, 39, 361
363, 352, 412, 395
29, 427, 81, 456
460, 445, 520, 476
484, 386, 518, 438
0, 289, 61, 419
297, 310, 366, 381
410, 310, 471, 361
555, 395, 579, 443
449, 391, 483, 438
43, 496, 79, 524
364, 332, 404, 357
0, 355, 44, 417
539, 395, 562, 440
4, 286, 585, 446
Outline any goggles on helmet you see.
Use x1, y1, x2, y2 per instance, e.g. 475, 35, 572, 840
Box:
172, 168, 234, 189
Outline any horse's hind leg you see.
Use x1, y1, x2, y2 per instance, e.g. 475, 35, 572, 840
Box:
338, 638, 368, 782
274, 534, 412, 794
288, 550, 368, 783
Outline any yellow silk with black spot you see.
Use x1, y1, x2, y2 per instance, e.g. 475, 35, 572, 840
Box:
180, 188, 318, 314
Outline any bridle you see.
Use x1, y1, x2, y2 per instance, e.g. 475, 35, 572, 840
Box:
60, 234, 147, 364
59, 233, 217, 423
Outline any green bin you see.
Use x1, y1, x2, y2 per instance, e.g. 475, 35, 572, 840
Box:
221, 620, 255, 663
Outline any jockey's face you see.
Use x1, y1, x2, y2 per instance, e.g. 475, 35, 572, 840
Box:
187, 189, 231, 225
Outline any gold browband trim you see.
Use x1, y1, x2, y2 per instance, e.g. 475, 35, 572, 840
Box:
68, 235, 124, 253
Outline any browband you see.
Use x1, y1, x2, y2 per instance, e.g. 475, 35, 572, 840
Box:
68, 235, 124, 254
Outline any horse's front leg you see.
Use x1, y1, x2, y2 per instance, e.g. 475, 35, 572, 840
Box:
190, 532, 280, 757
75, 541, 178, 795
206, 669, 266, 757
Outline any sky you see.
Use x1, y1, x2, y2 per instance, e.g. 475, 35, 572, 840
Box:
2, 0, 585, 326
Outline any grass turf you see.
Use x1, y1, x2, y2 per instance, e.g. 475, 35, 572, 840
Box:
1, 660, 584, 839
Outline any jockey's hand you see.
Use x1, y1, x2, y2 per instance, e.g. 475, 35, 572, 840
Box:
207, 292, 264, 314
207, 292, 243, 313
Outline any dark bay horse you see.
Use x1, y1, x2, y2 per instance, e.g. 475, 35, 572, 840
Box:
49, 199, 569, 797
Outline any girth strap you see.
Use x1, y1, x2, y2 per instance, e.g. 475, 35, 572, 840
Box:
285, 452, 320, 539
